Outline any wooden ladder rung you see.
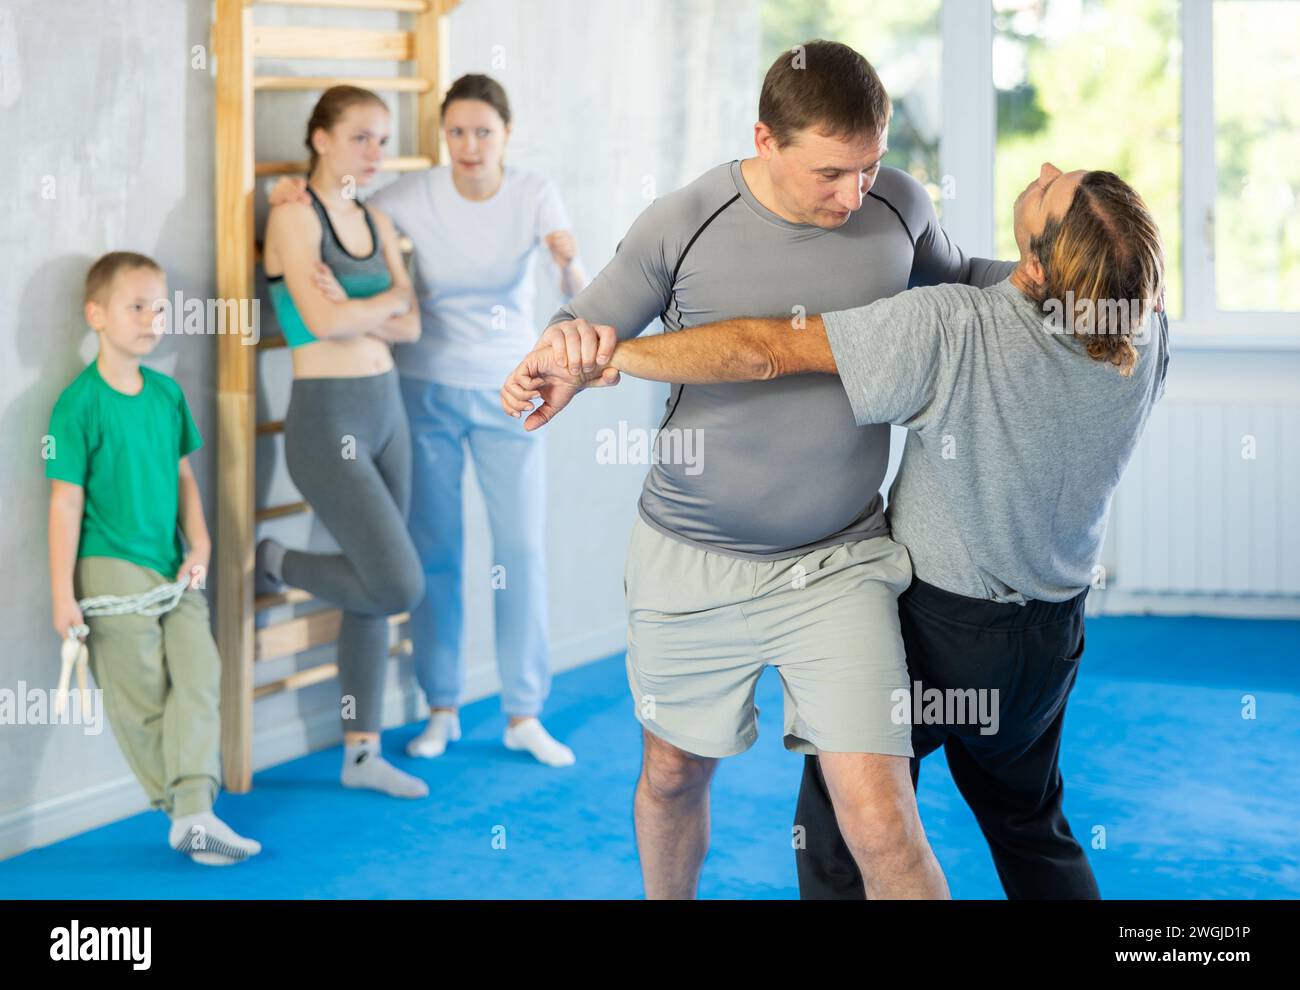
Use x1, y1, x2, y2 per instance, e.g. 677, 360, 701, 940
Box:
253, 659, 337, 700
252, 638, 412, 702
251, 25, 414, 61
256, 609, 410, 663
251, 0, 431, 12
255, 74, 432, 93
215, 0, 452, 794
256, 500, 311, 522
254, 587, 313, 610
255, 588, 416, 614
255, 154, 432, 177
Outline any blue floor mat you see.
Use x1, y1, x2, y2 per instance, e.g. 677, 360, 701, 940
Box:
3, 615, 1296, 899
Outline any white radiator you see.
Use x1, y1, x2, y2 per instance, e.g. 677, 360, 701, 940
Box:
1111, 400, 1300, 595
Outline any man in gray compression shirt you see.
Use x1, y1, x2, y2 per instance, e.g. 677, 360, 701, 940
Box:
511, 42, 1010, 900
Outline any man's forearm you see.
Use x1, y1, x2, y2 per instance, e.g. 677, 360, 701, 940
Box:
607, 316, 834, 384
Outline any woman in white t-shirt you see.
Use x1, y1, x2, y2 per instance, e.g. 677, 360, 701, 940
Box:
277, 74, 588, 765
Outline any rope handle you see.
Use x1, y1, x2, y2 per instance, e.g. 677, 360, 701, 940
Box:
53, 577, 193, 715
55, 631, 90, 717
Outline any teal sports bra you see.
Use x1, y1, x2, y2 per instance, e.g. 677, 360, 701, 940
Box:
266, 186, 394, 348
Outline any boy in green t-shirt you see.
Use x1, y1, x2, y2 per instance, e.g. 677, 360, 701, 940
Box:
46, 251, 261, 866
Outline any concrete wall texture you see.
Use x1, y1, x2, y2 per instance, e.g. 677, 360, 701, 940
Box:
0, 0, 761, 857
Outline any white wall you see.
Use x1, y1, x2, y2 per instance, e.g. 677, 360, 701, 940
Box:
0, 0, 761, 859
1090, 345, 1300, 618
5, 0, 1287, 862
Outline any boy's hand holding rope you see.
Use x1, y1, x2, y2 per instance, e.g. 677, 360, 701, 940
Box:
55, 565, 205, 716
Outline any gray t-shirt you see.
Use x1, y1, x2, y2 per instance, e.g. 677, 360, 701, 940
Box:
824, 278, 1170, 602
552, 160, 1008, 560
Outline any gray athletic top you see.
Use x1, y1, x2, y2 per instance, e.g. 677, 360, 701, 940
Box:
823, 278, 1170, 602
550, 160, 1011, 560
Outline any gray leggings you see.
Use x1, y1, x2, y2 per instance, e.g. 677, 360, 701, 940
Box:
282, 369, 424, 733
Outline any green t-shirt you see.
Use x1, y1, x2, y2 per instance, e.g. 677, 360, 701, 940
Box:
45, 361, 202, 578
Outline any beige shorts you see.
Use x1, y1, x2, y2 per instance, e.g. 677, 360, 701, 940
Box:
623, 515, 914, 759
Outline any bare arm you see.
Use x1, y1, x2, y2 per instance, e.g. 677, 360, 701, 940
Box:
500, 315, 836, 431
365, 208, 420, 344
48, 480, 85, 636
559, 258, 588, 299
265, 203, 409, 340
175, 457, 211, 588
543, 229, 588, 299
606, 315, 837, 383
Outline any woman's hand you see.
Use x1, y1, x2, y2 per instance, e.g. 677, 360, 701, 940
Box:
268, 177, 312, 208
387, 285, 415, 318
544, 230, 578, 268
311, 262, 348, 303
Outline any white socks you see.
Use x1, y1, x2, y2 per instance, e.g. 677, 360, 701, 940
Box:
406, 711, 461, 758
169, 811, 262, 866
341, 738, 429, 798
504, 717, 575, 767
405, 712, 575, 766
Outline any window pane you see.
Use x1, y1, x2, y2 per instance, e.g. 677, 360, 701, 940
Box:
761, 0, 944, 214
994, 0, 1183, 317
1213, 0, 1300, 311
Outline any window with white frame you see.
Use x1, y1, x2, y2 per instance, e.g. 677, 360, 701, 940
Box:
992, 0, 1183, 316
761, 0, 945, 212
759, 0, 1300, 347
1205, 1, 1299, 320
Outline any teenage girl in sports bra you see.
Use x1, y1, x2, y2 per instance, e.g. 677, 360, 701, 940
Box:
257, 85, 428, 799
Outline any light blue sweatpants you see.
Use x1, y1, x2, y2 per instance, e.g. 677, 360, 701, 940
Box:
400, 377, 551, 717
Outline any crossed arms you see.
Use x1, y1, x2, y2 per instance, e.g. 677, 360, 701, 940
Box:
264, 200, 419, 343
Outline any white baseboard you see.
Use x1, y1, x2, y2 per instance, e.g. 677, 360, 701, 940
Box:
460, 621, 627, 705
0, 624, 625, 863
0, 775, 158, 866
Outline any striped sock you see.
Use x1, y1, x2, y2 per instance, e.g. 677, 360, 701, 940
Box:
169, 812, 262, 866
